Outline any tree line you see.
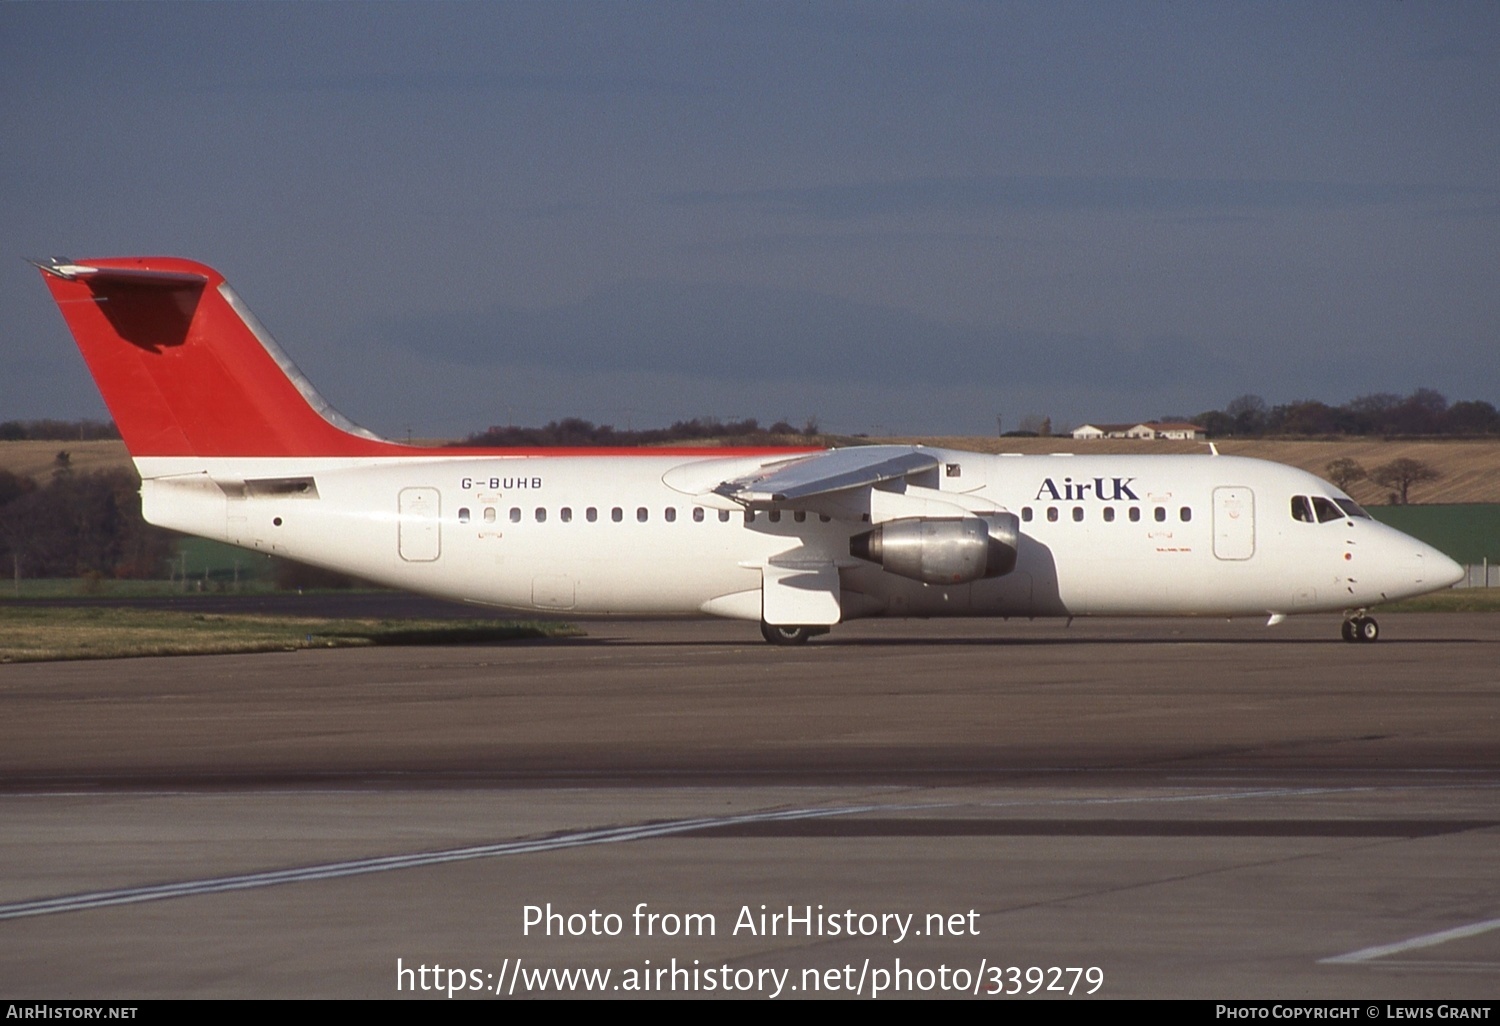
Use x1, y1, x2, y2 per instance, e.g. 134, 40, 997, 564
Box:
0, 419, 120, 442
1191, 390, 1499, 438
0, 459, 174, 583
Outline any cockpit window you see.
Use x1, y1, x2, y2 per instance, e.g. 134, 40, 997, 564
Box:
1294, 494, 1360, 523
1312, 496, 1344, 523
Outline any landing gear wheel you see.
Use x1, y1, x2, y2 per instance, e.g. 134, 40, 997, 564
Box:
1341, 618, 1359, 643
760, 623, 817, 646
1342, 616, 1379, 643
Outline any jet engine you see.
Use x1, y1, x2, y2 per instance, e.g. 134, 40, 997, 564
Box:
848, 513, 1019, 585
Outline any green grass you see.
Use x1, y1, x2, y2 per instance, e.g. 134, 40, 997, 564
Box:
0, 606, 581, 663
1378, 589, 1500, 613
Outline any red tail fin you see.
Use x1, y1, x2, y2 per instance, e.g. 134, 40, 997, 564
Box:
35, 257, 404, 458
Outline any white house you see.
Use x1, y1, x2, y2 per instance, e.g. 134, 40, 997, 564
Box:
1072, 421, 1205, 441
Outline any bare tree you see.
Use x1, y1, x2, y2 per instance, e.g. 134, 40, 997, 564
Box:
1226, 394, 1267, 435
1324, 457, 1367, 492
1371, 458, 1441, 505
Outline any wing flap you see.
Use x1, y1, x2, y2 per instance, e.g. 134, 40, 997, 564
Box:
715, 445, 939, 507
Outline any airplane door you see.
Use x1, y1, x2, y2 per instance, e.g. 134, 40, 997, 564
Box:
1212, 486, 1255, 561
398, 487, 441, 562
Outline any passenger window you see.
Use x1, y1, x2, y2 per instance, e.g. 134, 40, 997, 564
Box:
586, 507, 598, 523
1072, 507, 1084, 522
745, 510, 756, 524
560, 507, 572, 523
509, 507, 521, 523
819, 514, 830, 523
534, 508, 546, 523
1154, 507, 1166, 522
719, 510, 731, 522
1103, 507, 1115, 523
1129, 507, 1141, 522
1291, 496, 1314, 522
637, 507, 648, 522
665, 507, 676, 523
1022, 507, 1033, 522
794, 511, 806, 523
769, 510, 781, 523
483, 507, 496, 524
1047, 507, 1059, 522
611, 507, 623, 523
458, 507, 470, 524
693, 507, 705, 523
1180, 507, 1191, 522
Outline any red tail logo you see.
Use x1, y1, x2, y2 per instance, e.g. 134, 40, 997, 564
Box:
35, 257, 405, 458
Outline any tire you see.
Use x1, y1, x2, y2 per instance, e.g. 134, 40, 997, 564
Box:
1357, 617, 1379, 643
1341, 618, 1359, 643
760, 622, 814, 645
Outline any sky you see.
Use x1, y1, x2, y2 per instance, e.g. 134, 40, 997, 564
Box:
2, 2, 1496, 438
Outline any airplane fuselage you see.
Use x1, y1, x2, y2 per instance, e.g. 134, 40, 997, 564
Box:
134, 449, 1456, 624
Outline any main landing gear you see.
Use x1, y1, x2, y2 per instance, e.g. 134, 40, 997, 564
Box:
759, 623, 829, 646
1341, 614, 1379, 643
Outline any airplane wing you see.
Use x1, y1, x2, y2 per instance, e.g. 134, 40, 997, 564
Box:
713, 445, 940, 507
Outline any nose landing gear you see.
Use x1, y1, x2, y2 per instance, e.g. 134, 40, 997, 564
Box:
1341, 614, 1379, 643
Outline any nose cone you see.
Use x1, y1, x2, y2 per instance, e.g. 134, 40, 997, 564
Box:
1366, 521, 1465, 601
1425, 545, 1466, 589
1397, 539, 1464, 596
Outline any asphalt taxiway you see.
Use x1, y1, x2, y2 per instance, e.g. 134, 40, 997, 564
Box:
2, 613, 1497, 998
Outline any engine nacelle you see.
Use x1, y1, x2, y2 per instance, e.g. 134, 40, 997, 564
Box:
849, 513, 1019, 585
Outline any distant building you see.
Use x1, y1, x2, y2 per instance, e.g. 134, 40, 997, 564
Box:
1072, 421, 1205, 441
1144, 421, 1206, 441
1071, 423, 1135, 439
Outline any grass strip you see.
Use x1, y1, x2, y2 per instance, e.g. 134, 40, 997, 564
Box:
1377, 590, 1500, 613
0, 606, 580, 663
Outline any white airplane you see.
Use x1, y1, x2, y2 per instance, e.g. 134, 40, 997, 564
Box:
34, 256, 1464, 644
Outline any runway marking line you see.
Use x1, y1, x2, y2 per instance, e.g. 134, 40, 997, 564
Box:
1320, 916, 1500, 965
0, 789, 1330, 921
0, 804, 877, 921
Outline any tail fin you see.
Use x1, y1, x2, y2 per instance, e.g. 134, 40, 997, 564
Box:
34, 256, 404, 458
